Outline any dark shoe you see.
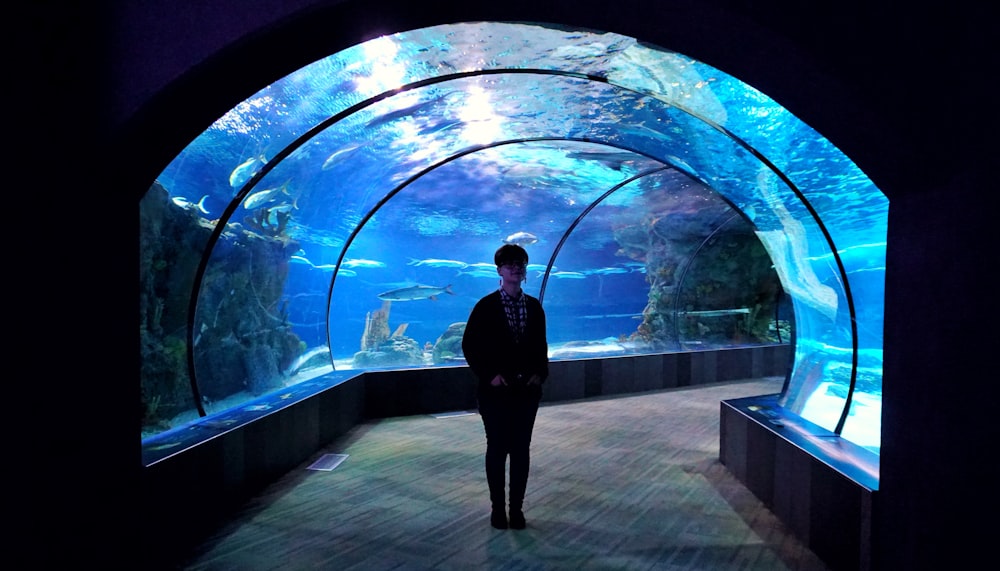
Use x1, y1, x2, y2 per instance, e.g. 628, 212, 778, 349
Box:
491, 509, 509, 529
509, 509, 526, 529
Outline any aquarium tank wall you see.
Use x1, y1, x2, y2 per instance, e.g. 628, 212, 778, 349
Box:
139, 22, 886, 458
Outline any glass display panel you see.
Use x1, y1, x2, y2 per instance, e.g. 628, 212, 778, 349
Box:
140, 22, 886, 457
328, 140, 665, 367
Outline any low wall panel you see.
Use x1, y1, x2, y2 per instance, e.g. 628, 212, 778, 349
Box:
143, 344, 792, 567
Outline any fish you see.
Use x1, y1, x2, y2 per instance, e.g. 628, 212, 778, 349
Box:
503, 231, 538, 246
229, 155, 267, 188
289, 256, 355, 275
267, 201, 296, 213
242, 184, 290, 210
365, 98, 440, 130
408, 258, 468, 269
377, 284, 455, 301
550, 271, 587, 279
459, 267, 501, 278
321, 143, 366, 170
342, 258, 387, 269
566, 150, 641, 170
589, 266, 631, 275
310, 264, 355, 276
171, 194, 210, 214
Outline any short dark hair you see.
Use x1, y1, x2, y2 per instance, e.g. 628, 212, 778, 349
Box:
494, 244, 529, 267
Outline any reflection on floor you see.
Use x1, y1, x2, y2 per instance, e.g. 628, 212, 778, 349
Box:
174, 378, 830, 570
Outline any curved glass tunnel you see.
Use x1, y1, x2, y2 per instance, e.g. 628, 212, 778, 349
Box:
139, 22, 886, 459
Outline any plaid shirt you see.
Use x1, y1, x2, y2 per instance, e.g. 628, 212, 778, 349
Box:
499, 287, 527, 341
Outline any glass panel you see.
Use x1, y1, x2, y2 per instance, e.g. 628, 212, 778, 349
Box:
672, 205, 783, 351
141, 21, 887, 457
539, 174, 657, 358
140, 183, 214, 435
191, 207, 304, 408
330, 140, 662, 368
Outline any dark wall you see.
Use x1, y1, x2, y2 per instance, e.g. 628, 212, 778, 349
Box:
26, 1, 989, 568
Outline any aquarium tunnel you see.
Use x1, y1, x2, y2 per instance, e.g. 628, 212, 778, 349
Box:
139, 22, 886, 464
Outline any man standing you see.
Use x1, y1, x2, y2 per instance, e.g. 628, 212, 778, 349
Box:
462, 244, 549, 530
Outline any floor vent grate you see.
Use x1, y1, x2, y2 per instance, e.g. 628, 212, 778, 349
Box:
307, 453, 349, 471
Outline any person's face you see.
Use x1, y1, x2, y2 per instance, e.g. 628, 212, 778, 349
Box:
498, 259, 527, 281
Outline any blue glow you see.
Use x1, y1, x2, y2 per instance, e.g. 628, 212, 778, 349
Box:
143, 22, 886, 456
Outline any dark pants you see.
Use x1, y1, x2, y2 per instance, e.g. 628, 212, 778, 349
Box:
478, 391, 540, 511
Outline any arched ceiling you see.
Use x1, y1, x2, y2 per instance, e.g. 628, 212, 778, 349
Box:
166, 23, 885, 257
153, 22, 886, 445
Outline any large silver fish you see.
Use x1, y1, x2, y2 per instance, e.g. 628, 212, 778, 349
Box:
229, 155, 266, 188
377, 284, 454, 301
589, 266, 631, 275
503, 231, 538, 246
321, 143, 367, 170
408, 258, 468, 269
342, 258, 387, 269
458, 267, 501, 279
243, 184, 290, 210
549, 271, 587, 279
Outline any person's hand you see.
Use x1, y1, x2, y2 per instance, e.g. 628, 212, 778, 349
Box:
490, 374, 507, 387
526, 374, 542, 386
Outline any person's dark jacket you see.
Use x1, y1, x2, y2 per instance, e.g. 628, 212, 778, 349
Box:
462, 289, 549, 398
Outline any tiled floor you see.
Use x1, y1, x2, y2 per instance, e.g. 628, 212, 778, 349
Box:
173, 378, 830, 570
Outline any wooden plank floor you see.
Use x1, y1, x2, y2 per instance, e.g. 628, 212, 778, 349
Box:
173, 377, 830, 570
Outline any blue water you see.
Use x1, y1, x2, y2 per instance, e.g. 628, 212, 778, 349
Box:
146, 22, 887, 455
